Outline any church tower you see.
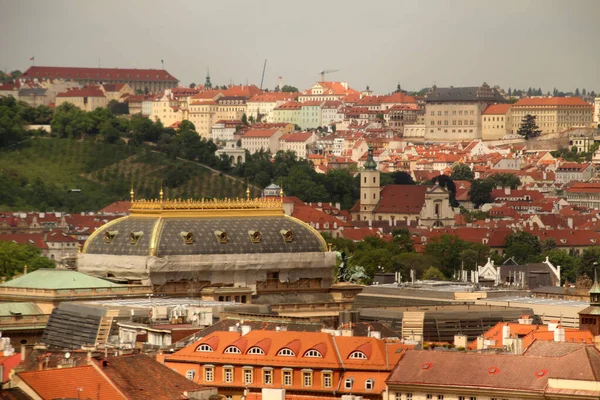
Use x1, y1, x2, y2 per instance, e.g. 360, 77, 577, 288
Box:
360, 146, 380, 221
204, 69, 212, 90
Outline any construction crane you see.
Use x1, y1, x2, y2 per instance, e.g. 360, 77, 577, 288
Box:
319, 69, 339, 82
260, 59, 267, 90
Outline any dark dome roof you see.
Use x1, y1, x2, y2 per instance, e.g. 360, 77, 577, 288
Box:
83, 215, 326, 256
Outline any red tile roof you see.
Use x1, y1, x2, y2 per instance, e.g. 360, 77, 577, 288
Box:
248, 93, 295, 102
274, 101, 302, 110
483, 103, 512, 114
22, 66, 178, 82
374, 185, 429, 214
280, 132, 314, 143
57, 86, 105, 98
243, 128, 281, 138
513, 97, 592, 107
18, 365, 125, 400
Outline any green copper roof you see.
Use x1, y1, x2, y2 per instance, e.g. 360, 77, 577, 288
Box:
363, 146, 377, 171
1, 269, 120, 289
0, 302, 43, 316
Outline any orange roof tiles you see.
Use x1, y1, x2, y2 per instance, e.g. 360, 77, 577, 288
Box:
483, 103, 512, 114
57, 85, 105, 98
18, 365, 125, 400
243, 129, 281, 138
22, 66, 178, 82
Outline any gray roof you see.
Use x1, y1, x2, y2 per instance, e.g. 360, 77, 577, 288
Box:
425, 84, 506, 103
42, 303, 106, 349
18, 88, 47, 96
85, 215, 325, 256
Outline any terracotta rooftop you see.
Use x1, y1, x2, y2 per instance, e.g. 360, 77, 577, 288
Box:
483, 103, 512, 114
242, 128, 281, 138
22, 66, 178, 82
513, 97, 592, 107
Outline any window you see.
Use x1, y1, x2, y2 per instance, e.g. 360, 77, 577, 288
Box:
204, 366, 214, 382
247, 347, 265, 355
302, 371, 313, 387
438, 396, 444, 400
283, 370, 292, 386
426, 396, 433, 400
196, 344, 213, 352
406, 395, 412, 400
243, 368, 253, 384
323, 372, 332, 388
349, 351, 368, 359
224, 367, 234, 383
263, 369, 273, 385
365, 379, 374, 390
344, 378, 353, 389
186, 370, 196, 380
277, 348, 296, 357
224, 346, 241, 354
395, 393, 402, 400
304, 349, 322, 358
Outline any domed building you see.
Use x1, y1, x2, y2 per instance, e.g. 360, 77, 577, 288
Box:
79, 190, 335, 300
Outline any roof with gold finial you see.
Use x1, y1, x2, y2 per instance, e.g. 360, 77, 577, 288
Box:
363, 145, 377, 171
82, 195, 327, 256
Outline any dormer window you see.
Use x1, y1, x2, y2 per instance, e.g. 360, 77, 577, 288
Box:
215, 230, 228, 244
196, 344, 213, 352
181, 231, 194, 244
280, 229, 294, 243
303, 349, 322, 358
247, 347, 265, 355
365, 379, 375, 390
104, 230, 118, 243
349, 351, 368, 359
129, 231, 143, 245
344, 378, 353, 389
277, 348, 295, 356
224, 346, 241, 354
248, 230, 261, 243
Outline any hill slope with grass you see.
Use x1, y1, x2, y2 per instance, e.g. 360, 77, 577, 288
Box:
0, 138, 258, 212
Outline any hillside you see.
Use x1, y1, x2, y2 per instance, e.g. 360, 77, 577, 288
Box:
0, 138, 259, 212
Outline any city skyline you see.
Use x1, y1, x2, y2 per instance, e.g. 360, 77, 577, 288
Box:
1, 0, 599, 93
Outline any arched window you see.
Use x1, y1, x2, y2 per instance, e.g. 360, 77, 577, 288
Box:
349, 351, 368, 359
224, 346, 241, 354
196, 344, 213, 352
277, 348, 295, 356
247, 347, 265, 355
344, 378, 353, 389
303, 349, 322, 358
186, 370, 196, 380
365, 379, 374, 390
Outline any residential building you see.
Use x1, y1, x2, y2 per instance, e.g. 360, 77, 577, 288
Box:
21, 66, 179, 92
387, 104, 422, 132
568, 127, 596, 153
424, 83, 507, 141
216, 140, 246, 165
321, 100, 343, 127
0, 81, 20, 98
247, 93, 296, 123
298, 81, 359, 102
211, 120, 242, 143
279, 132, 317, 159
241, 128, 285, 154
55, 85, 108, 111
555, 162, 594, 184
564, 182, 600, 208
163, 329, 407, 400
273, 101, 302, 125
386, 343, 600, 400
511, 97, 594, 135
595, 97, 600, 125
17, 88, 51, 107
481, 103, 512, 140
299, 101, 323, 129
101, 83, 134, 102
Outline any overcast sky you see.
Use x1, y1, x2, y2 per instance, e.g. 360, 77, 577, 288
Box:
1, 0, 598, 94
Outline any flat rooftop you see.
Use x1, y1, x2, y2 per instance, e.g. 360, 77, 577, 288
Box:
82, 297, 236, 309
481, 296, 590, 308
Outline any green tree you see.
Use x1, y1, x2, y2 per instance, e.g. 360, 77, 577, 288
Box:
451, 164, 474, 181
424, 234, 477, 275
504, 231, 542, 264
422, 266, 446, 280
542, 248, 579, 284
50, 103, 94, 138
281, 85, 299, 93
391, 171, 415, 185
0, 241, 55, 279
486, 173, 521, 189
100, 121, 121, 144
469, 179, 494, 208
376, 113, 384, 121
107, 100, 129, 115
241, 113, 248, 125
517, 114, 542, 140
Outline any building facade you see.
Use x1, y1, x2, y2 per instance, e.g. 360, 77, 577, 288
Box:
241, 129, 285, 154
55, 86, 108, 112
424, 83, 507, 141
511, 97, 593, 135
481, 103, 512, 141
21, 66, 179, 93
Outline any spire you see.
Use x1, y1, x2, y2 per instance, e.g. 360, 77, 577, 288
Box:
130, 186, 135, 203
363, 145, 377, 171
204, 68, 212, 90
159, 184, 164, 204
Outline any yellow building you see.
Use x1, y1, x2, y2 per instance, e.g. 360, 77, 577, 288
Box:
481, 103, 512, 141
273, 101, 302, 126
298, 81, 359, 102
247, 93, 296, 122
511, 97, 593, 135
101, 83, 134, 102
55, 86, 108, 112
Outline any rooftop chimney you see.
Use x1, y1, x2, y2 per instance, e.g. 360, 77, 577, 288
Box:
241, 325, 251, 336
554, 325, 566, 342
501, 324, 511, 347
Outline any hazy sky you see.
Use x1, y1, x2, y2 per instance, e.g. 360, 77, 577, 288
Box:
1, 0, 599, 94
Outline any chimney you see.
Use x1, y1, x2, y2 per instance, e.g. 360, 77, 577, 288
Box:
23, 265, 27, 275
454, 334, 467, 348
554, 325, 566, 342
518, 315, 533, 325
501, 324, 511, 346
567, 217, 573, 229
21, 344, 26, 361
548, 320, 559, 332
241, 325, 251, 336
476, 336, 484, 350
504, 187, 511, 195
369, 331, 381, 339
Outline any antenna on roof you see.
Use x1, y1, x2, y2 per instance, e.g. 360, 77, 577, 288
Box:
260, 59, 267, 90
